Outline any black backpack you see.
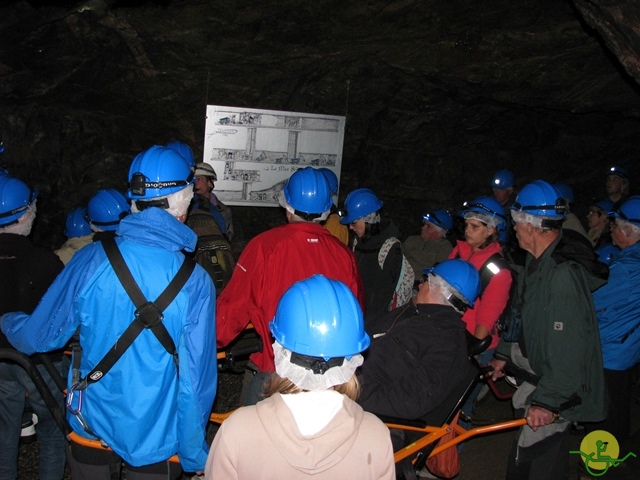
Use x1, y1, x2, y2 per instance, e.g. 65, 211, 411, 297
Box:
186, 209, 235, 296
477, 253, 521, 342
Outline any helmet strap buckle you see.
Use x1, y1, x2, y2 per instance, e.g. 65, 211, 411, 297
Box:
289, 352, 344, 375
135, 198, 170, 211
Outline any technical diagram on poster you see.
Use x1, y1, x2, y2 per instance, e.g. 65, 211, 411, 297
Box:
203, 105, 345, 207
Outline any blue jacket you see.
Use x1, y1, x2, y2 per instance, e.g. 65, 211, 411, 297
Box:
593, 241, 640, 371
1, 208, 217, 471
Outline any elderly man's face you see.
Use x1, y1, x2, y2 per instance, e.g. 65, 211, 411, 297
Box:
513, 220, 533, 254
421, 221, 443, 241
194, 176, 213, 196
415, 275, 432, 305
610, 219, 639, 249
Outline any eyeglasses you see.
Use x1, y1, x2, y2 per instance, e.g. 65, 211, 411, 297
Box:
587, 210, 602, 216
419, 274, 429, 285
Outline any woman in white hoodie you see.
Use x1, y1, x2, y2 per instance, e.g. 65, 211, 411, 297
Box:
205, 274, 394, 480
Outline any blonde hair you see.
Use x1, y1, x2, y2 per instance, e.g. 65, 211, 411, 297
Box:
263, 372, 361, 401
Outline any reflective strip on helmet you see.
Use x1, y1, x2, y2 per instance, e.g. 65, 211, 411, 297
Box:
512, 200, 567, 215
129, 171, 194, 197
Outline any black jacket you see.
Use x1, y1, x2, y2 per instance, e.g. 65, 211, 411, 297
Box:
0, 233, 63, 351
358, 303, 470, 421
353, 219, 403, 323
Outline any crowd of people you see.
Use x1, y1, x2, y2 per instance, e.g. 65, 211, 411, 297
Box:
0, 138, 638, 480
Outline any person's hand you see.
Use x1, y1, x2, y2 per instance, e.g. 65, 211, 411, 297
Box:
526, 405, 555, 432
488, 359, 507, 381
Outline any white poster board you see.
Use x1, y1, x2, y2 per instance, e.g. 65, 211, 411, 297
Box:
203, 105, 345, 207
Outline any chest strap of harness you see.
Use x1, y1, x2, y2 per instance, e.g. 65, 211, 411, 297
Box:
73, 237, 195, 391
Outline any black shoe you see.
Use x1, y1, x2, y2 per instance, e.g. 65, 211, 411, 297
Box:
19, 414, 37, 445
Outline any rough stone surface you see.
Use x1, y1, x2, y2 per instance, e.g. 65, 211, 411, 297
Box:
1, 0, 640, 248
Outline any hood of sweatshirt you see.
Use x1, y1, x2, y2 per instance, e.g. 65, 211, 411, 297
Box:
255, 393, 365, 474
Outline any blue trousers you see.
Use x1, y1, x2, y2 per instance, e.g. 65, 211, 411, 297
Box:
0, 359, 67, 480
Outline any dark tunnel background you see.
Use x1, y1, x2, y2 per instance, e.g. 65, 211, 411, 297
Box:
1, 0, 640, 251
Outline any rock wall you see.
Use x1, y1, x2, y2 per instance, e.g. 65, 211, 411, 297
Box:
1, 0, 639, 249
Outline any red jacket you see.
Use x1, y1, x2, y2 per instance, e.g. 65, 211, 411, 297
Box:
449, 240, 512, 349
216, 222, 365, 371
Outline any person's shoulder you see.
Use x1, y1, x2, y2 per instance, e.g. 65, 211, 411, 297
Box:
402, 235, 422, 246
361, 410, 391, 433
243, 223, 294, 247
434, 236, 453, 246
343, 396, 389, 431
216, 405, 260, 442
616, 242, 640, 263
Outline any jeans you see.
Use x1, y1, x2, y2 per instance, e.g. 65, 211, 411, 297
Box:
505, 427, 570, 480
0, 359, 67, 480
67, 443, 183, 480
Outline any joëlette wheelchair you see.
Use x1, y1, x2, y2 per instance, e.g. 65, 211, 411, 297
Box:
209, 332, 529, 479
375, 333, 523, 479
1, 327, 539, 478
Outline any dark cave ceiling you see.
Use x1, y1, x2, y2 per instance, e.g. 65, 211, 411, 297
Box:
1, 0, 639, 248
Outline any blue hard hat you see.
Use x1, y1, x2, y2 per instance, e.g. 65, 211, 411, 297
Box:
317, 168, 339, 195
270, 274, 370, 361
165, 140, 195, 168
595, 244, 620, 266
0, 175, 37, 227
491, 169, 515, 189
553, 182, 574, 203
607, 166, 629, 181
87, 189, 130, 231
282, 167, 333, 216
592, 198, 614, 215
610, 195, 640, 227
423, 209, 454, 233
127, 145, 194, 200
64, 207, 92, 238
339, 188, 383, 224
511, 180, 567, 219
424, 259, 481, 309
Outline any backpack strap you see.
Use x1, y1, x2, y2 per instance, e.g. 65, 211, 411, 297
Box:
76, 238, 195, 390
378, 237, 400, 269
478, 253, 510, 296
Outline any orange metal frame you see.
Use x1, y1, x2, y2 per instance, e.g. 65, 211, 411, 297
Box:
67, 431, 181, 464
208, 409, 527, 465
389, 417, 527, 463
